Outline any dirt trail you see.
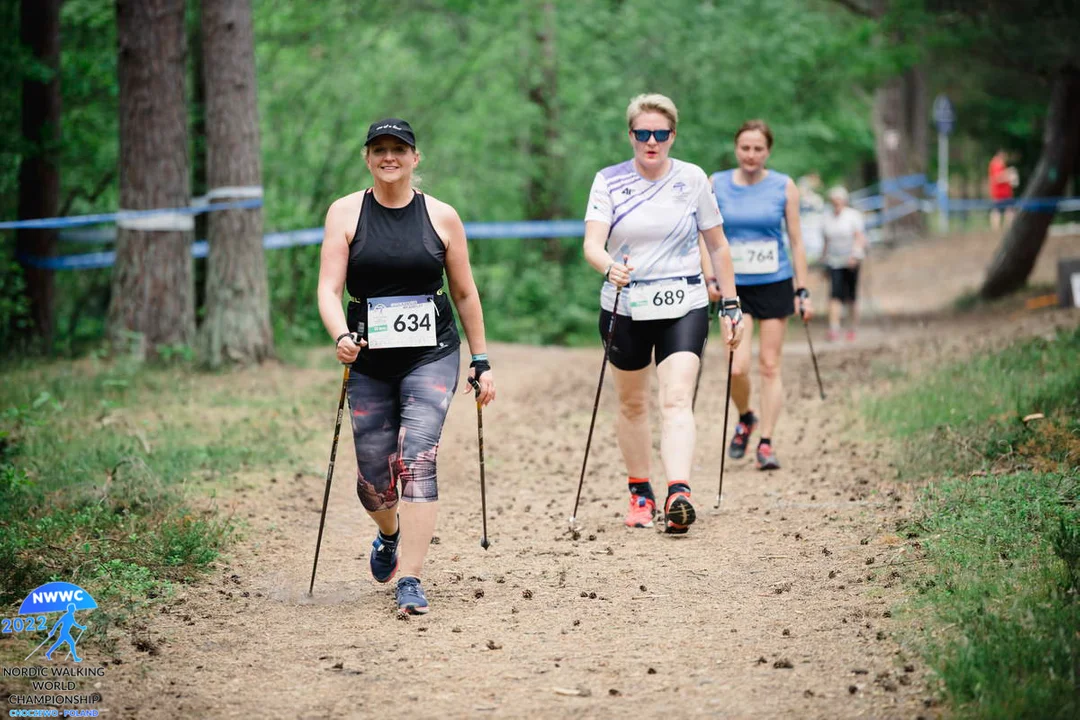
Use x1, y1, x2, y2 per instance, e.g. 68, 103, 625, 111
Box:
38, 232, 1080, 718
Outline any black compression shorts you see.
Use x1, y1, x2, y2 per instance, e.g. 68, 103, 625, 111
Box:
828, 267, 859, 303
599, 306, 709, 372
736, 279, 795, 320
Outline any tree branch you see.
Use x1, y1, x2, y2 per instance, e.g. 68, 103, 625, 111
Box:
59, 170, 116, 216
830, 0, 877, 19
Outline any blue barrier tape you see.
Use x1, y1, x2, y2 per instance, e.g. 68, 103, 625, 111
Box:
850, 173, 927, 201
17, 220, 589, 270
0, 198, 263, 230
14, 199, 1079, 272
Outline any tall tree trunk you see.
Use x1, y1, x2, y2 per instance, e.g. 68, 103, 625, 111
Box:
190, 0, 209, 316
196, 0, 273, 367
16, 0, 61, 351
871, 66, 927, 239
980, 67, 1080, 299
904, 65, 928, 176
522, 0, 564, 260
108, 0, 194, 359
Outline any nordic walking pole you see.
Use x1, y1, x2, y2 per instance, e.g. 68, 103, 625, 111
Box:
308, 362, 351, 595
468, 376, 490, 550
570, 261, 627, 529
692, 301, 718, 411
714, 350, 735, 508
803, 319, 826, 400
24, 629, 54, 661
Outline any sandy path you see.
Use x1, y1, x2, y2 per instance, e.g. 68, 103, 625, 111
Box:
17, 230, 1080, 719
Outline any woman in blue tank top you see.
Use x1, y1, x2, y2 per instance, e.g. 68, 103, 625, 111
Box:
711, 120, 813, 472
317, 119, 496, 616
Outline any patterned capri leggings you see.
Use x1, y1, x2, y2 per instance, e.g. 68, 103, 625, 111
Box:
347, 351, 459, 512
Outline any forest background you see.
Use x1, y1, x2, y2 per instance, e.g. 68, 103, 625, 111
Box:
1, 0, 1076, 357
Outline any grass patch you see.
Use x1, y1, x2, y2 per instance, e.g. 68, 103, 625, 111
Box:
0, 356, 315, 655
867, 325, 1080, 717
865, 325, 1080, 477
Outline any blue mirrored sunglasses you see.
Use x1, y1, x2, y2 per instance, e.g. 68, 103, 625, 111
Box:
631, 128, 673, 142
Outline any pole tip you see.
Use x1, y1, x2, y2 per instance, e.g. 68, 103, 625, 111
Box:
480, 538, 490, 550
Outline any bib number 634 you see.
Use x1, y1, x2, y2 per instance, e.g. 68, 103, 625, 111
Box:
393, 313, 432, 332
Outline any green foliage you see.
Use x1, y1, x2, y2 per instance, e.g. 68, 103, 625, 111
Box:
3, 0, 1067, 349
903, 472, 1080, 719
0, 260, 32, 347
865, 325, 1080, 476
868, 328, 1080, 717
0, 359, 306, 619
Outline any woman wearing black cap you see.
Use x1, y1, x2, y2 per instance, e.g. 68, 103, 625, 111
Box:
318, 118, 496, 616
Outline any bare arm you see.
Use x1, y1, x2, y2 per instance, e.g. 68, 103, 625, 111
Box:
784, 178, 810, 290
700, 225, 737, 299
853, 228, 868, 259
698, 233, 721, 300
317, 194, 366, 363
432, 197, 495, 404
701, 224, 743, 348
583, 220, 632, 285
317, 199, 353, 340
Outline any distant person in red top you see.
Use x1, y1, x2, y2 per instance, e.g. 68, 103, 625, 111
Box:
988, 149, 1018, 230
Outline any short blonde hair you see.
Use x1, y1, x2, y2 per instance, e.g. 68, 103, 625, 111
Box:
828, 186, 849, 203
626, 93, 678, 130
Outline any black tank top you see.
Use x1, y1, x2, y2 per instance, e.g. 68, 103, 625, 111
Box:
345, 190, 460, 380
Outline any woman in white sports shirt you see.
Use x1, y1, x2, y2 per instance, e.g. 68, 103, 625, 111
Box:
582, 93, 744, 534
821, 186, 867, 341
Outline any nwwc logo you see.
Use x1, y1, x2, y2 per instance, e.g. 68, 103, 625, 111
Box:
3, 582, 99, 663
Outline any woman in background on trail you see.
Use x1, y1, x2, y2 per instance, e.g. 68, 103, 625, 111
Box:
317, 118, 495, 616
583, 93, 743, 535
821, 186, 867, 342
710, 119, 813, 471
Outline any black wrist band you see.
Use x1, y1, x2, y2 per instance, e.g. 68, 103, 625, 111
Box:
795, 287, 809, 299
335, 332, 353, 346
721, 297, 741, 309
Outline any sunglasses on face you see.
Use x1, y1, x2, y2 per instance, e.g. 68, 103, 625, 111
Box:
631, 128, 673, 143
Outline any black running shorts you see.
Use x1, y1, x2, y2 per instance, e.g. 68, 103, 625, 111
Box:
828, 267, 859, 303
599, 306, 709, 372
736, 278, 795, 320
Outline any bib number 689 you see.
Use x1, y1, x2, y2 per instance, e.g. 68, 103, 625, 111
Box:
652, 289, 685, 306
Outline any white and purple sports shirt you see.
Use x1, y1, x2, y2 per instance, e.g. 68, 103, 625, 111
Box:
585, 158, 723, 316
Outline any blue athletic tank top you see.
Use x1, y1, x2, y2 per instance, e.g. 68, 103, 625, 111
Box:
710, 169, 793, 286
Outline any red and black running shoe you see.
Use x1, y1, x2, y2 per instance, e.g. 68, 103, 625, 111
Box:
728, 411, 758, 459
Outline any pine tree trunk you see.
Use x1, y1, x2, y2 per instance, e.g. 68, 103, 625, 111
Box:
871, 68, 927, 239
108, 0, 194, 359
522, 0, 565, 260
980, 68, 1080, 299
196, 0, 273, 367
16, 0, 61, 351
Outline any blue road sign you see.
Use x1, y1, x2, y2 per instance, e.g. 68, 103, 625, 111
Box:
933, 94, 955, 135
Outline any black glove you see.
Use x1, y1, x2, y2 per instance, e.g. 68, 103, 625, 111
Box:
795, 287, 810, 318
720, 297, 743, 329
468, 359, 491, 392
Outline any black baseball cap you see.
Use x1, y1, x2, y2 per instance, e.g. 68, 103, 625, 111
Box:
364, 118, 416, 147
